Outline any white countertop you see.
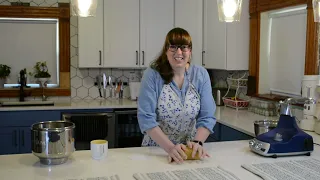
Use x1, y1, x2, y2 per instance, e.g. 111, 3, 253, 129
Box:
0, 140, 319, 180
0, 98, 138, 111
215, 106, 320, 144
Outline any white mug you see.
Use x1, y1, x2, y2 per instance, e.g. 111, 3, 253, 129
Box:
90, 140, 108, 160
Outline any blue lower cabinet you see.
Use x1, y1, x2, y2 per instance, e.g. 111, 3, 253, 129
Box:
219, 124, 253, 141
0, 110, 61, 155
0, 127, 33, 155
0, 127, 20, 155
19, 127, 32, 154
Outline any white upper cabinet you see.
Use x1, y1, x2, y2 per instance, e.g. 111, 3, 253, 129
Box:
78, 0, 249, 70
78, 0, 104, 68
174, 0, 203, 66
104, 0, 140, 68
203, 0, 249, 70
140, 0, 174, 68
203, 0, 226, 69
226, 0, 249, 70
103, 0, 174, 68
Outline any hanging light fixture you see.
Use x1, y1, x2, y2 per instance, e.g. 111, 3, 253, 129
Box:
217, 0, 243, 22
313, 0, 320, 22
71, 0, 98, 17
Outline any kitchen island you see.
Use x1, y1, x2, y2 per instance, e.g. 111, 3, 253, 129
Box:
0, 140, 319, 180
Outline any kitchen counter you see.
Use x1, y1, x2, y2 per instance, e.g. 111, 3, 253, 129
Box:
0, 98, 138, 111
0, 140, 319, 180
215, 106, 320, 144
1, 98, 320, 144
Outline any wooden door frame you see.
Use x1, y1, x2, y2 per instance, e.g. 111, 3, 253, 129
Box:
249, 0, 318, 95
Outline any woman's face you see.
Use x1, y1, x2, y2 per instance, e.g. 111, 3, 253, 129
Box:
166, 44, 191, 69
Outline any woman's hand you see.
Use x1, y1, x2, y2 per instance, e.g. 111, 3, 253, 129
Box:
167, 144, 188, 163
187, 141, 210, 159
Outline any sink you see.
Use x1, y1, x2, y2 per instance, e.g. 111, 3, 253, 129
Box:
0, 101, 55, 107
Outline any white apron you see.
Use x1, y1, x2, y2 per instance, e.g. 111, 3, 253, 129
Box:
141, 74, 201, 146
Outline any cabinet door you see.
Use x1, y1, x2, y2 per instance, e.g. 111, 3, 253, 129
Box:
226, 0, 249, 70
19, 127, 32, 154
104, 0, 140, 68
78, 0, 104, 68
0, 127, 19, 155
203, 0, 226, 69
174, 0, 203, 66
140, 0, 174, 67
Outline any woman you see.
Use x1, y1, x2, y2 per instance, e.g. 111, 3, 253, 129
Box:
137, 27, 216, 163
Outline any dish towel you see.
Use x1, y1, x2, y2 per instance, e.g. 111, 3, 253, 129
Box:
133, 166, 241, 180
241, 158, 320, 180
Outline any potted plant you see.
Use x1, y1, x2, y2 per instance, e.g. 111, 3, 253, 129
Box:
0, 64, 11, 88
29, 61, 51, 87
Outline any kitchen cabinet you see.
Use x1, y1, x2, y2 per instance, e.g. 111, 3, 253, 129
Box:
103, 0, 140, 68
78, 0, 104, 68
0, 127, 19, 154
0, 127, 32, 154
78, 0, 174, 68
0, 110, 61, 155
203, 0, 249, 70
139, 0, 174, 68
19, 127, 32, 153
104, 0, 174, 68
174, 0, 203, 66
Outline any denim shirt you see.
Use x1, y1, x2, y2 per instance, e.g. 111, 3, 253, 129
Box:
137, 64, 217, 134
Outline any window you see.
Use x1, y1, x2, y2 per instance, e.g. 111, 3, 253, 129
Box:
0, 18, 59, 88
259, 5, 307, 97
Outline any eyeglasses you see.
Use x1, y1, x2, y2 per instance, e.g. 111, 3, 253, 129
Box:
168, 45, 191, 52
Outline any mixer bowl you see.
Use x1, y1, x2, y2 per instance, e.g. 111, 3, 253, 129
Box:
254, 120, 278, 136
31, 121, 75, 165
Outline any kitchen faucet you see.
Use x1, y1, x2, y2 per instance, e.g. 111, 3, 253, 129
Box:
19, 69, 26, 102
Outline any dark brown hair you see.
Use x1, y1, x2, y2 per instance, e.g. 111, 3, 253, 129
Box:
150, 27, 192, 84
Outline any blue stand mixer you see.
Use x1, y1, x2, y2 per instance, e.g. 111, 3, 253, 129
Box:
249, 98, 314, 158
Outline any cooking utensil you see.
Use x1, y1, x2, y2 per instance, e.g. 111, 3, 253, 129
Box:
254, 120, 278, 136
31, 121, 75, 165
96, 75, 102, 97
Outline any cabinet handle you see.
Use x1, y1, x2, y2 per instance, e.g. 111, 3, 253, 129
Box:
202, 51, 205, 66
142, 51, 145, 65
21, 130, 24, 146
99, 50, 102, 65
13, 130, 17, 147
136, 51, 138, 65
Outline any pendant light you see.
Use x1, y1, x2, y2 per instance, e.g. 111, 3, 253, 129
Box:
313, 0, 320, 22
71, 0, 98, 17
217, 0, 243, 22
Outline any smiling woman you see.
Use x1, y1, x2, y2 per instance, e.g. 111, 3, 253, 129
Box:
0, 3, 71, 97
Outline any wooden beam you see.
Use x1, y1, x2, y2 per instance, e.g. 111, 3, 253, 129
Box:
305, 1, 319, 75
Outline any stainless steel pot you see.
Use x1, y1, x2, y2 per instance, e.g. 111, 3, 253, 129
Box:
254, 120, 278, 136
31, 121, 75, 165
